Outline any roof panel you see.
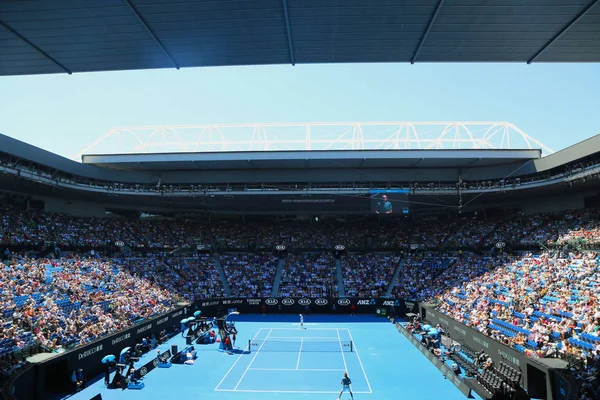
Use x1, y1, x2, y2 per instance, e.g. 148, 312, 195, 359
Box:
0, 0, 598, 76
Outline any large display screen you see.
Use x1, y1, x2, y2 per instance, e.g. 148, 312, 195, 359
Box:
370, 190, 409, 215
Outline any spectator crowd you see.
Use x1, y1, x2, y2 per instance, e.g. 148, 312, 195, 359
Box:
2, 193, 600, 399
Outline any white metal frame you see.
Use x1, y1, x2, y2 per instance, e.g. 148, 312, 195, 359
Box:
76, 122, 554, 160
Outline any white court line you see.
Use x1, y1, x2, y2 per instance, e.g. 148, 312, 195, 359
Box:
345, 328, 373, 393
268, 336, 338, 339
233, 328, 272, 391
268, 327, 341, 330
248, 368, 346, 371
214, 328, 263, 391
215, 389, 373, 394
337, 328, 349, 374
296, 338, 304, 369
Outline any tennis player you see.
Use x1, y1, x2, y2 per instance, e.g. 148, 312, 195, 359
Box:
337, 372, 354, 400
299, 314, 304, 329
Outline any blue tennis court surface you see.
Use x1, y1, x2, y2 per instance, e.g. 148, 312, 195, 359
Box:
66, 315, 476, 400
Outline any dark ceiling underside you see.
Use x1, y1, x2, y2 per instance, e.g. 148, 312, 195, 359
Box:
1, 0, 599, 76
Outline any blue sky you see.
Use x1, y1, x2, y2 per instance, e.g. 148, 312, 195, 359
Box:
0, 62, 599, 160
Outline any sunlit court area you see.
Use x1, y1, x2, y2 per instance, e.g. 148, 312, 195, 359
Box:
63, 315, 475, 400
1, 1, 600, 400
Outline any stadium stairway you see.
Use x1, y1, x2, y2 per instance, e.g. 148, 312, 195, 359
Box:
335, 259, 346, 297
213, 255, 232, 296
271, 258, 285, 297
385, 258, 406, 297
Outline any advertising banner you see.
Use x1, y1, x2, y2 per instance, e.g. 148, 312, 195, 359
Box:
421, 304, 563, 399
32, 306, 190, 399
195, 297, 419, 316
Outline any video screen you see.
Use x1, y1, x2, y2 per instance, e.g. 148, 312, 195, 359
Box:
370, 190, 409, 215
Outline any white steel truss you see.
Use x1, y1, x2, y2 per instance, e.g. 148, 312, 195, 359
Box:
75, 121, 554, 160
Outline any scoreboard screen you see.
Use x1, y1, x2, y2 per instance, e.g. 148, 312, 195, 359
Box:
370, 190, 409, 215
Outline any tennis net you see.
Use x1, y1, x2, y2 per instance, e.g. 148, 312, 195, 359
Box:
248, 339, 353, 353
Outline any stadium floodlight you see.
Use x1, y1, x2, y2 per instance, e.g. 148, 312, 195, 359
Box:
75, 121, 555, 160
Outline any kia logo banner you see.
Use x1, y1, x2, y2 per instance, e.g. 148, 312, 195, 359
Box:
315, 298, 328, 306
282, 298, 295, 306
337, 299, 351, 306
298, 298, 311, 306
115, 240, 125, 247
275, 245, 286, 251
496, 242, 506, 248
335, 245, 345, 251
265, 298, 278, 306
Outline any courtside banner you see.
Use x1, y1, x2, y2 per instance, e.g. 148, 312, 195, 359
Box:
420, 303, 562, 398
14, 306, 192, 400
395, 322, 472, 398
194, 298, 418, 316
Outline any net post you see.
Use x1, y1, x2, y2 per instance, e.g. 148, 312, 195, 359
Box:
248, 339, 251, 353
350, 340, 353, 352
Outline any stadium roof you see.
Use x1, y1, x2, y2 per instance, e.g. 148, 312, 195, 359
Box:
81, 149, 541, 171
1, 0, 599, 76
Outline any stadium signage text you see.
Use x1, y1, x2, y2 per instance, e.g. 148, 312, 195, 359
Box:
156, 316, 169, 326
137, 324, 152, 334
337, 299, 351, 306
335, 245, 345, 251
246, 299, 262, 305
382, 301, 395, 306
78, 344, 103, 360
275, 245, 286, 251
223, 300, 244, 305
115, 241, 125, 247
282, 298, 295, 306
315, 298, 328, 306
172, 310, 183, 318
111, 333, 131, 346
496, 242, 506, 249
453, 326, 467, 336
298, 298, 311, 306
498, 349, 520, 367
265, 298, 278, 306
472, 335, 489, 348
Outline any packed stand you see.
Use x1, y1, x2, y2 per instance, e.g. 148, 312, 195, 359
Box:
278, 253, 338, 298
0, 256, 177, 378
342, 254, 400, 297
409, 220, 453, 247
444, 218, 501, 248
434, 252, 600, 362
369, 222, 411, 249
220, 254, 278, 297
391, 254, 453, 301
167, 256, 226, 299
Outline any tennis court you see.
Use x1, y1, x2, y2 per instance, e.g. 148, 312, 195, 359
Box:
65, 315, 475, 400
215, 327, 371, 394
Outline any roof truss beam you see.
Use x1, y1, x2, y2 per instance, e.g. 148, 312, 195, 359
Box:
528, 0, 599, 64
282, 0, 296, 66
123, 0, 180, 69
411, 0, 446, 64
0, 20, 72, 74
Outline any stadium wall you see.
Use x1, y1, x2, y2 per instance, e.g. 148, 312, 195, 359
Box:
520, 193, 585, 215
6, 306, 190, 400
421, 305, 573, 400
192, 297, 419, 318
43, 197, 106, 217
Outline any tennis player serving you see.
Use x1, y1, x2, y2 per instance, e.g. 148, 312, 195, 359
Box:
337, 372, 354, 399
